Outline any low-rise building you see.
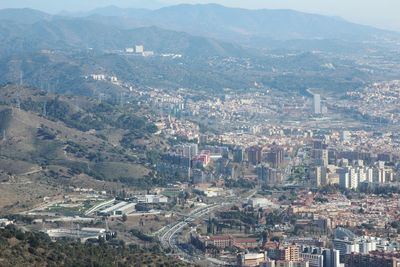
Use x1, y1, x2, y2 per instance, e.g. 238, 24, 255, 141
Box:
237, 252, 268, 267
191, 233, 259, 250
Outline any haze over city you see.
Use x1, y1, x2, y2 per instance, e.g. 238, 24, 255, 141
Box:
0, 1, 400, 266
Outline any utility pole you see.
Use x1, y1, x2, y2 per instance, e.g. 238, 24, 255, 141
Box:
120, 92, 124, 107
42, 101, 47, 117
55, 79, 59, 94
19, 71, 23, 86
16, 93, 21, 110
105, 217, 109, 232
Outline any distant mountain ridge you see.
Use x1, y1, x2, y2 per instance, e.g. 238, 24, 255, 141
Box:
0, 8, 51, 23
0, 14, 248, 58
0, 6, 398, 96
79, 3, 399, 46
1, 4, 398, 52
0, 0, 164, 13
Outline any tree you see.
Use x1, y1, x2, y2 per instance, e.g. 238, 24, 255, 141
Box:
390, 221, 399, 229
271, 236, 280, 242
266, 211, 283, 226
206, 244, 220, 257
146, 150, 160, 165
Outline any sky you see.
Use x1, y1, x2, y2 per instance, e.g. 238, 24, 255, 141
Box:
0, 0, 399, 31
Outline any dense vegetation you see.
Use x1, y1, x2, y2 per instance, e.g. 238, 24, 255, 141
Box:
0, 108, 12, 132
0, 225, 188, 267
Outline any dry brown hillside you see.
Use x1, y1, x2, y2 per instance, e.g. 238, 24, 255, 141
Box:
0, 86, 161, 213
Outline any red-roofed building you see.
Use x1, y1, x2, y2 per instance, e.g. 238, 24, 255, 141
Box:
191, 233, 259, 250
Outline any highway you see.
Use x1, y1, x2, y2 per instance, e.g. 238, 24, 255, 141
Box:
159, 204, 220, 248
159, 203, 227, 265
158, 189, 257, 265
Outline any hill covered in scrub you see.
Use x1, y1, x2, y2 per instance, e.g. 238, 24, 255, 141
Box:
0, 85, 164, 213
0, 225, 189, 267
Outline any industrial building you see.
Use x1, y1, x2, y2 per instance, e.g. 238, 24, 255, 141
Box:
136, 195, 168, 204
115, 203, 136, 216
45, 228, 107, 242
98, 202, 128, 216
98, 201, 138, 216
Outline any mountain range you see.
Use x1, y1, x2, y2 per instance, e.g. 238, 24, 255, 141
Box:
78, 4, 399, 47
0, 4, 399, 95
0, 0, 164, 13
0, 12, 247, 58
1, 4, 399, 54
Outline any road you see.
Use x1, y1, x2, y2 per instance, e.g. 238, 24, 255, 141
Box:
158, 189, 257, 265
19, 167, 43, 176
84, 198, 115, 216
159, 204, 220, 248
159, 203, 226, 265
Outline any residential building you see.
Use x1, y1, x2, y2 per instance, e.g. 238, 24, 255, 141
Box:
233, 146, 245, 163
135, 45, 144, 53
248, 146, 263, 165
300, 253, 323, 267
322, 249, 342, 267
262, 260, 310, 267
238, 252, 268, 267
266, 146, 284, 168
343, 251, 400, 267
313, 94, 321, 114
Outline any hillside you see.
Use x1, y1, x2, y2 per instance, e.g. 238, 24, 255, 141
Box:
0, 7, 398, 95
0, 14, 247, 58
0, 85, 163, 212
0, 225, 188, 267
2, 48, 386, 97
2, 5, 398, 55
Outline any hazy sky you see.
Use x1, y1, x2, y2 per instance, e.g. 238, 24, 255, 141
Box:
0, 0, 399, 31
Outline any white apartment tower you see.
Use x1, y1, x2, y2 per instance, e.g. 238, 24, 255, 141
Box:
313, 94, 321, 114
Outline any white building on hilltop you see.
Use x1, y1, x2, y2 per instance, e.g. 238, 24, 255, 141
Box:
135, 45, 144, 53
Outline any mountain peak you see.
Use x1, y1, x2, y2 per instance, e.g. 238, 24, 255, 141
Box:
0, 7, 51, 23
